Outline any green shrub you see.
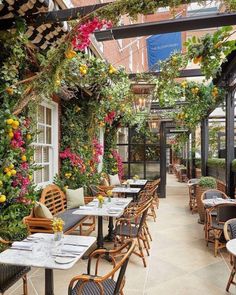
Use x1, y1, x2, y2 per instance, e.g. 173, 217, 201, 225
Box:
207, 158, 225, 168
199, 176, 217, 189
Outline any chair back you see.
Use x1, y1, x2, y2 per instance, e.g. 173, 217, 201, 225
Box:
216, 204, 236, 224
187, 178, 199, 185
202, 189, 228, 201
224, 218, 236, 241
113, 239, 136, 295
137, 199, 152, 234
40, 184, 67, 215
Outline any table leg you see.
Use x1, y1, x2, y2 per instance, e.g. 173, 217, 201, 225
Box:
45, 269, 54, 295
104, 217, 115, 242
97, 216, 104, 249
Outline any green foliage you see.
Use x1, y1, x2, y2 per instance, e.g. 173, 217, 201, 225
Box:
186, 26, 236, 79
198, 176, 217, 189
207, 158, 225, 168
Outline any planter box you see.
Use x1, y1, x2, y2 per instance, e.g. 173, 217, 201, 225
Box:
207, 166, 225, 182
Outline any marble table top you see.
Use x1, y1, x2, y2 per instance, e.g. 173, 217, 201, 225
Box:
0, 233, 96, 270
112, 187, 141, 194
226, 239, 236, 256
73, 197, 132, 217
203, 198, 236, 208
126, 179, 147, 186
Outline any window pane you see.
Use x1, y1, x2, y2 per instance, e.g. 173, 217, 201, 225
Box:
117, 146, 128, 162
46, 108, 52, 125
145, 146, 160, 161
46, 127, 51, 144
35, 169, 42, 184
38, 106, 45, 123
123, 163, 129, 179
130, 145, 145, 161
146, 163, 160, 180
117, 128, 128, 144
38, 125, 45, 143
130, 164, 144, 179
43, 147, 49, 163
44, 165, 50, 182
35, 147, 42, 163
130, 129, 144, 144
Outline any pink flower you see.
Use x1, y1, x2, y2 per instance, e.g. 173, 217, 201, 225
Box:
104, 111, 116, 125
20, 162, 29, 170
112, 150, 124, 179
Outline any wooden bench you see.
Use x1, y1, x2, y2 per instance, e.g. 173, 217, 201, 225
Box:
24, 184, 95, 235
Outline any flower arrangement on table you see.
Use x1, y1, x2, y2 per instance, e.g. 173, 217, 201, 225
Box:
97, 194, 104, 208
133, 175, 140, 182
52, 218, 65, 241
106, 190, 113, 202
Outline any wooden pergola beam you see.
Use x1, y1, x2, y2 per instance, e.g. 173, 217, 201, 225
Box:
0, 3, 109, 30
94, 12, 236, 41
129, 69, 203, 79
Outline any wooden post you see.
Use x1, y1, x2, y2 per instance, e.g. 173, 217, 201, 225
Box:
160, 122, 166, 198
201, 118, 209, 176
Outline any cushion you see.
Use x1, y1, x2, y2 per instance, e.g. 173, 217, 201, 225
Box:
109, 174, 121, 186
66, 187, 84, 209
56, 209, 85, 232
34, 202, 53, 219
101, 177, 109, 186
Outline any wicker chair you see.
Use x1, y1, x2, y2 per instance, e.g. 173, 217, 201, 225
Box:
68, 239, 135, 295
206, 203, 236, 256
187, 178, 199, 213
0, 239, 30, 295
224, 218, 236, 291
114, 198, 152, 268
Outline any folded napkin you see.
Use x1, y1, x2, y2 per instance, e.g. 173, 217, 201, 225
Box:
62, 245, 85, 254
78, 206, 93, 210
12, 241, 33, 250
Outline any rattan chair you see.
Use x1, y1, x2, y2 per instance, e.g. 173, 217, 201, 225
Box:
114, 199, 152, 267
0, 238, 30, 295
187, 178, 199, 213
68, 239, 135, 295
206, 203, 236, 256
224, 218, 236, 291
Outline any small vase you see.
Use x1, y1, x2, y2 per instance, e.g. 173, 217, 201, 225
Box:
98, 201, 103, 208
54, 231, 63, 242
108, 196, 111, 202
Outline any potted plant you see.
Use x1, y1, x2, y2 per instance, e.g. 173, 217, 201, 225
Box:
196, 177, 217, 223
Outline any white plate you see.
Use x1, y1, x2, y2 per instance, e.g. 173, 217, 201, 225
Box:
55, 257, 76, 264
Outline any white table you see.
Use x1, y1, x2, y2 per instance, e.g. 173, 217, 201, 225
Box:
0, 233, 96, 295
202, 198, 236, 208
112, 187, 141, 194
73, 198, 132, 248
226, 239, 236, 291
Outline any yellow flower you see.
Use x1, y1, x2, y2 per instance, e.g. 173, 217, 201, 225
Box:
12, 120, 19, 130
21, 155, 27, 162
8, 132, 14, 139
75, 106, 81, 112
52, 217, 65, 233
0, 195, 6, 203
9, 164, 14, 169
29, 175, 33, 180
55, 79, 61, 86
108, 65, 117, 74
26, 134, 32, 140
106, 190, 113, 197
0, 180, 3, 187
79, 64, 88, 75
11, 169, 16, 176
6, 171, 12, 177
4, 167, 9, 173
6, 87, 14, 95
6, 118, 13, 125
99, 121, 105, 127
65, 49, 77, 59
97, 194, 104, 203
181, 81, 187, 88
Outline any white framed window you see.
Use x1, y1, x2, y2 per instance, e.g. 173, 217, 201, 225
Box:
34, 102, 58, 186
129, 47, 133, 72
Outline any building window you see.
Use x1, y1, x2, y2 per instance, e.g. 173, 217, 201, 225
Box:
129, 47, 133, 72
34, 102, 58, 186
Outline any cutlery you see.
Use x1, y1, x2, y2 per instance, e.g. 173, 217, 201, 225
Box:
52, 253, 77, 258
64, 243, 88, 247
10, 247, 32, 251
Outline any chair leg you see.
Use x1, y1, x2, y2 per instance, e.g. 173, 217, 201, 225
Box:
226, 266, 236, 292
144, 222, 152, 242
22, 275, 28, 295
143, 227, 150, 249
137, 237, 147, 268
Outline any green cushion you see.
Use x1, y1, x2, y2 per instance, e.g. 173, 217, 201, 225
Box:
66, 187, 85, 209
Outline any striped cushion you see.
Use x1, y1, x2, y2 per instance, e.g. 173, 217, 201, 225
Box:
115, 224, 139, 237
71, 278, 116, 295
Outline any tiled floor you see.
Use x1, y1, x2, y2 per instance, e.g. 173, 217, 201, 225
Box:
6, 174, 234, 294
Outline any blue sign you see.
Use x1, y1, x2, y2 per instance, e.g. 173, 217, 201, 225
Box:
147, 32, 182, 71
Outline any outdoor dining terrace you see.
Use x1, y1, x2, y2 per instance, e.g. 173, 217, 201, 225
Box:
1, 0, 236, 295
